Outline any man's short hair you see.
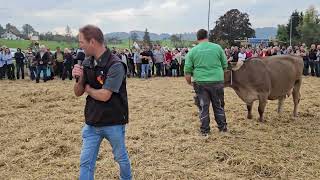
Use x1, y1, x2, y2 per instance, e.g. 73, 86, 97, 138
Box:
79, 25, 104, 44
197, 29, 208, 41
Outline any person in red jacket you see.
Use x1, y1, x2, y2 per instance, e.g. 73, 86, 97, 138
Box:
164, 50, 173, 76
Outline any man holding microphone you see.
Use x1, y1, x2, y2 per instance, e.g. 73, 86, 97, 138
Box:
72, 25, 132, 180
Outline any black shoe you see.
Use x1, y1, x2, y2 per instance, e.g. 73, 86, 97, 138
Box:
199, 130, 210, 137
219, 125, 228, 132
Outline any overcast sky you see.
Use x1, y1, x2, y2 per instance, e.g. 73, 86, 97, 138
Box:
0, 0, 319, 35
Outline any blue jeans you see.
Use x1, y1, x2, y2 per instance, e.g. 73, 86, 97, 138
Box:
141, 64, 149, 78
171, 69, 177, 77
36, 65, 47, 82
79, 124, 132, 180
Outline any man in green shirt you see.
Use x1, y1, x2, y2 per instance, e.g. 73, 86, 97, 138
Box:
184, 29, 228, 136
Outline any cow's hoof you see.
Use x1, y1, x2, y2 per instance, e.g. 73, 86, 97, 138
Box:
247, 115, 253, 119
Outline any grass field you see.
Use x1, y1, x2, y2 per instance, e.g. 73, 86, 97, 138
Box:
0, 38, 191, 51
0, 76, 319, 179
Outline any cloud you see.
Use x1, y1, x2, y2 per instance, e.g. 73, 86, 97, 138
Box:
0, 0, 319, 34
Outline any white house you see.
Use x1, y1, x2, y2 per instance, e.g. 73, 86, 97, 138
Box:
1, 31, 21, 40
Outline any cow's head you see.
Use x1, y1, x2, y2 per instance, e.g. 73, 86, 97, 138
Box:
224, 61, 244, 87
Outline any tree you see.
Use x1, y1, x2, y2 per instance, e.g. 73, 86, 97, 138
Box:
65, 25, 72, 44
22, 24, 39, 39
65, 25, 72, 36
130, 32, 139, 42
286, 10, 304, 45
5, 23, 21, 36
209, 9, 255, 45
0, 25, 4, 36
170, 35, 180, 48
276, 24, 289, 43
143, 28, 151, 47
39, 31, 54, 41
299, 6, 320, 45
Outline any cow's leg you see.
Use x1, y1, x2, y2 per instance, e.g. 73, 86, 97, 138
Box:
277, 96, 286, 114
258, 97, 268, 122
293, 79, 302, 117
246, 102, 254, 119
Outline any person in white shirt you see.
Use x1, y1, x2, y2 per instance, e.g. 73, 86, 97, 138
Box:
238, 47, 246, 61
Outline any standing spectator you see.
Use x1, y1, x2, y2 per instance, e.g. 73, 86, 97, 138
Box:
126, 49, 135, 77
47, 48, 55, 80
253, 48, 262, 57
173, 49, 182, 76
184, 29, 228, 136
170, 56, 179, 77
164, 50, 173, 76
14, 48, 25, 79
153, 44, 165, 76
180, 48, 187, 76
230, 46, 239, 62
309, 44, 317, 76
62, 48, 73, 80
25, 48, 37, 81
134, 49, 142, 78
225, 48, 231, 60
297, 46, 309, 76
140, 47, 152, 79
147, 47, 154, 77
54, 47, 64, 78
75, 48, 86, 62
0, 47, 3, 80
287, 46, 294, 55
35, 45, 50, 83
3, 47, 15, 80
281, 46, 287, 54
245, 47, 253, 60
238, 47, 246, 61
316, 45, 320, 77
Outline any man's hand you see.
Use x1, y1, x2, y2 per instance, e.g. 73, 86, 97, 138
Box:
72, 64, 84, 82
73, 64, 85, 96
185, 74, 192, 86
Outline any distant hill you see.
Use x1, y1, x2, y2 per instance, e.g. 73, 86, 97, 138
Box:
105, 31, 196, 41
105, 27, 278, 41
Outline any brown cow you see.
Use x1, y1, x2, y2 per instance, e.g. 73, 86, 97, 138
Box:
224, 55, 304, 122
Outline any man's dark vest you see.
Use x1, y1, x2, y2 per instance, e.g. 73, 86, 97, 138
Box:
83, 48, 128, 127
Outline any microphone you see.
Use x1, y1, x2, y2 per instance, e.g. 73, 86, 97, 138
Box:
76, 60, 82, 83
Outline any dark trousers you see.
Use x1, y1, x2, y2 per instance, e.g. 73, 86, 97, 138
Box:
136, 63, 142, 78
180, 62, 185, 76
315, 60, 320, 77
310, 60, 316, 76
193, 83, 227, 133
36, 65, 47, 83
0, 66, 4, 79
56, 62, 64, 78
29, 66, 37, 80
16, 63, 24, 79
155, 63, 164, 76
303, 60, 310, 76
62, 65, 72, 80
128, 63, 135, 77
7, 64, 15, 80
151, 63, 155, 75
